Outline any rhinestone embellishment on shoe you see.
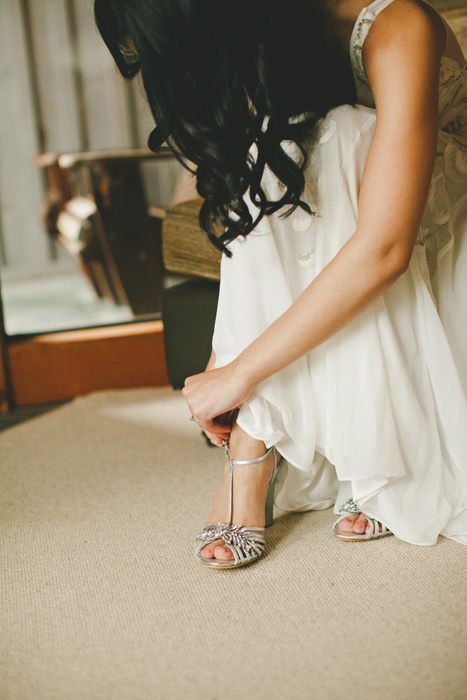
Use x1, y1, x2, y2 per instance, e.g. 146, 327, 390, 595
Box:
339, 498, 361, 514
197, 523, 261, 552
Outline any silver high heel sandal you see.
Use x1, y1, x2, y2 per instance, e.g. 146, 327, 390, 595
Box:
332, 498, 393, 541
195, 438, 284, 568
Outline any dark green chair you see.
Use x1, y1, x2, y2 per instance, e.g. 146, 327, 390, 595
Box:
161, 278, 219, 390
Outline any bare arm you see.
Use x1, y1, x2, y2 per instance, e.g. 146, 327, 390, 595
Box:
205, 347, 217, 372
202, 349, 227, 445
183, 1, 445, 432
231, 1, 444, 388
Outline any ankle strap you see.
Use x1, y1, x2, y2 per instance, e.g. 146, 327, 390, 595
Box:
222, 439, 277, 525
222, 439, 275, 465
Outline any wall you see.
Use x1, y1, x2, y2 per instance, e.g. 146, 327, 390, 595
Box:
0, 0, 181, 283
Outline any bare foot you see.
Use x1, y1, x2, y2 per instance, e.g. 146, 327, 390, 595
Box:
199, 428, 278, 562
337, 513, 384, 535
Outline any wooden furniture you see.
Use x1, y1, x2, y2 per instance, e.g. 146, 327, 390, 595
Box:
36, 147, 174, 316
160, 199, 222, 389
161, 198, 221, 281
8, 320, 168, 406
0, 148, 179, 410
0, 294, 11, 411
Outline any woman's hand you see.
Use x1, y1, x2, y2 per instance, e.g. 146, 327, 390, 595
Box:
182, 362, 253, 445
193, 348, 231, 446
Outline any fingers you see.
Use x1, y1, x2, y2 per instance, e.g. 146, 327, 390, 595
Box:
181, 376, 235, 442
216, 408, 239, 427
203, 420, 231, 439
201, 420, 231, 445
183, 373, 201, 386
204, 431, 223, 447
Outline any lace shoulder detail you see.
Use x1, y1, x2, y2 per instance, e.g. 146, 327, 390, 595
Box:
438, 59, 467, 147
349, 0, 395, 107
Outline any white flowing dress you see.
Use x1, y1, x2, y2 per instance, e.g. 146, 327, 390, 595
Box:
211, 0, 467, 546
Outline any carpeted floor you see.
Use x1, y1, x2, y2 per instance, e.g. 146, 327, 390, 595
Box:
1, 387, 466, 700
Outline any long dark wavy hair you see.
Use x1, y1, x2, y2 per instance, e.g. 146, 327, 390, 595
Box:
94, 0, 354, 256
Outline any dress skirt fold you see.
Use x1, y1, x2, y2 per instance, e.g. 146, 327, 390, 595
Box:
212, 104, 467, 546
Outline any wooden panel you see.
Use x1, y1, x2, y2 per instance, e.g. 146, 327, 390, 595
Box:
162, 200, 222, 281
28, 0, 82, 152
0, 287, 12, 411
73, 0, 133, 151
8, 321, 169, 407
0, 0, 64, 279
0, 357, 10, 412
0, 0, 182, 283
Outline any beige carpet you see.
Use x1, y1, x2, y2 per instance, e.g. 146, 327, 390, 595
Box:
1, 387, 466, 700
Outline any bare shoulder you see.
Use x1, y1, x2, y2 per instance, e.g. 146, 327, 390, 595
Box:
360, 0, 447, 114
363, 0, 446, 63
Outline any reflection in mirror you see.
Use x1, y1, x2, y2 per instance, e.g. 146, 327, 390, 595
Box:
0, 0, 198, 337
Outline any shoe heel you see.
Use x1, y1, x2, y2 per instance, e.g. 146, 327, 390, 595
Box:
264, 449, 284, 528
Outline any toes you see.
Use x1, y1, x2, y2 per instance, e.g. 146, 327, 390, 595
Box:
199, 540, 234, 561
338, 511, 385, 536
200, 539, 223, 560
213, 544, 234, 561
338, 515, 358, 532
353, 513, 367, 533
